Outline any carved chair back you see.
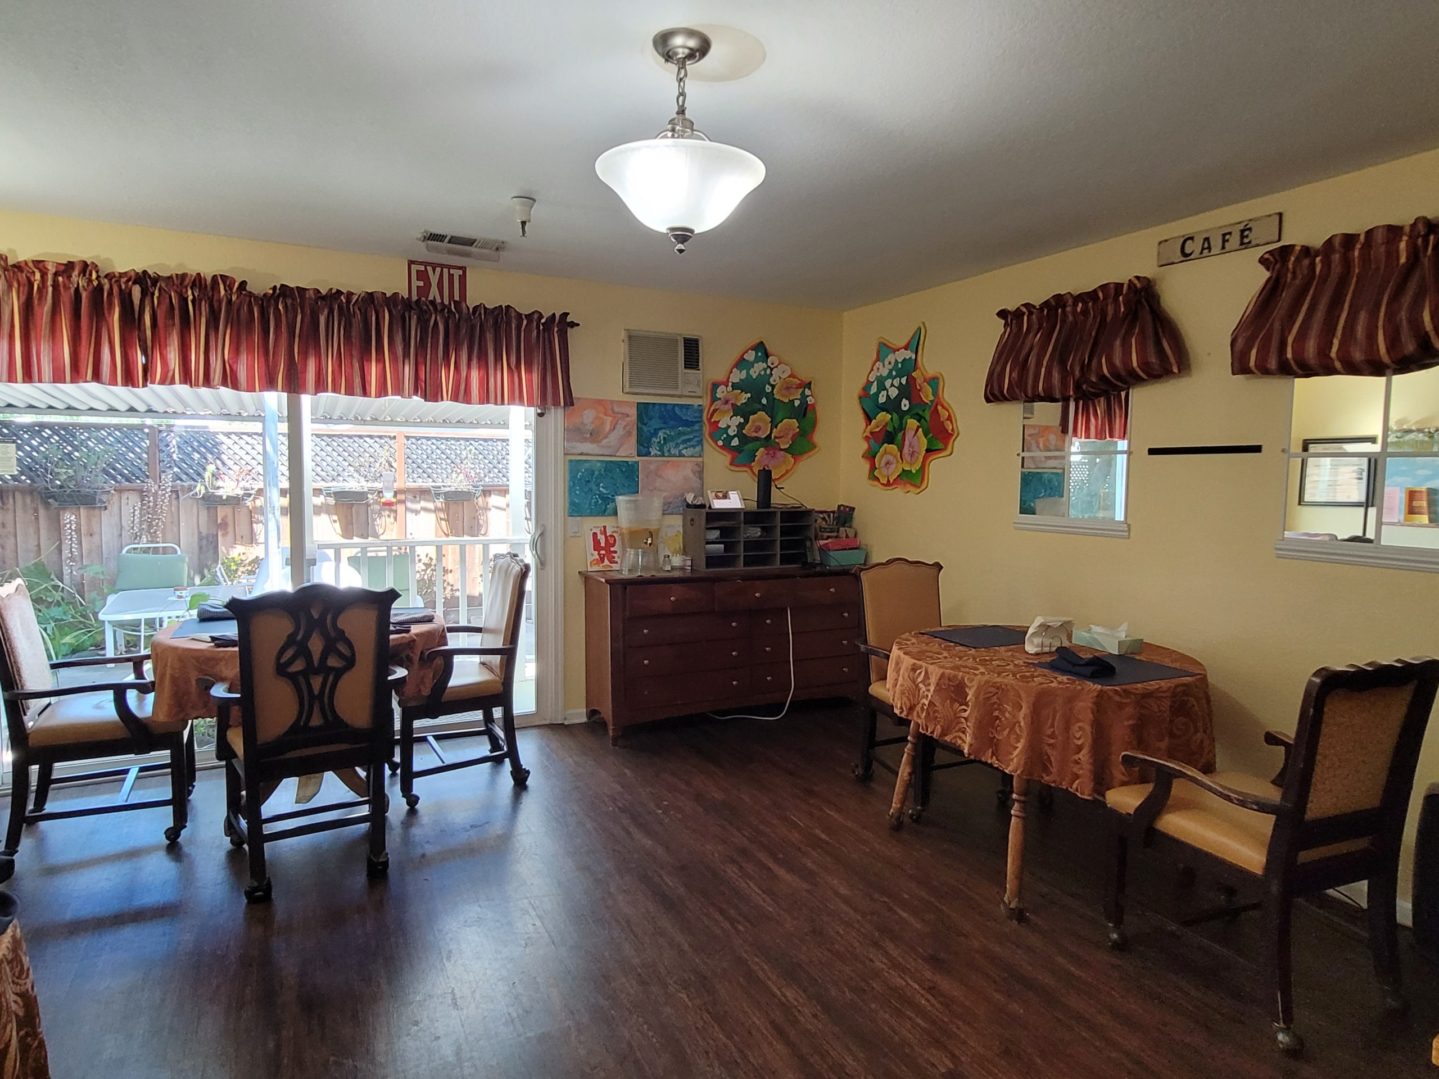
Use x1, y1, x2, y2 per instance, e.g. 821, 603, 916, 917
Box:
857, 558, 943, 683
226, 584, 399, 760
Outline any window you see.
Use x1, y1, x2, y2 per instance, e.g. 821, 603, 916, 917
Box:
1279, 366, 1439, 571
1015, 400, 1130, 537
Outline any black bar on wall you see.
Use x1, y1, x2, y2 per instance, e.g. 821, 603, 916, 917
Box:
1146, 444, 1263, 456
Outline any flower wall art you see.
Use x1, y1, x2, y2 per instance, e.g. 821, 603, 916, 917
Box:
705, 340, 818, 482
859, 325, 956, 492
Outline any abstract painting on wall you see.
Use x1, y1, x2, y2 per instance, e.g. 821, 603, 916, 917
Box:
564, 398, 637, 456
567, 459, 639, 517
1018, 469, 1065, 515
1022, 423, 1066, 470
705, 340, 818, 481
636, 402, 704, 457
859, 324, 956, 492
639, 458, 705, 514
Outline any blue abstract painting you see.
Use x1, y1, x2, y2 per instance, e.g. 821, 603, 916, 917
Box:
636, 402, 704, 458
567, 459, 639, 517
1018, 470, 1065, 515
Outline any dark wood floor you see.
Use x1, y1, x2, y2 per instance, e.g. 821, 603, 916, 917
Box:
7, 705, 1435, 1077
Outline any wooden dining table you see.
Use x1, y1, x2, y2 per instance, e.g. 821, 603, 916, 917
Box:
883, 627, 1215, 921
148, 618, 449, 800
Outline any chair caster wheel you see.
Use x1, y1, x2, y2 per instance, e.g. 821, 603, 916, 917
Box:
1106, 926, 1128, 950
244, 879, 272, 904
887, 811, 904, 831
385, 760, 400, 775
510, 767, 530, 788
907, 807, 923, 824
367, 855, 389, 879
852, 762, 873, 782
164, 825, 184, 844
1273, 1025, 1303, 1055
404, 793, 420, 809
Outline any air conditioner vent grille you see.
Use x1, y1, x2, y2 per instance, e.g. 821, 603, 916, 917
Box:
623, 330, 703, 398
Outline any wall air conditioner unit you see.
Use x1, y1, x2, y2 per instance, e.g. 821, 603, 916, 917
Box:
623, 330, 703, 398
417, 230, 505, 262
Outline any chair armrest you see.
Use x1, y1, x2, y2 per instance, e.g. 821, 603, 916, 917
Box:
386, 665, 407, 689
209, 683, 241, 705
1263, 729, 1295, 786
440, 624, 486, 635
5, 679, 150, 703
421, 644, 516, 662
1120, 751, 1285, 834
51, 651, 150, 676
857, 643, 890, 662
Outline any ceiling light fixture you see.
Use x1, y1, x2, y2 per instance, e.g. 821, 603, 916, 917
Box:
595, 28, 765, 254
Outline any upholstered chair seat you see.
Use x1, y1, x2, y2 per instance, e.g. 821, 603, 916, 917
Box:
1106, 771, 1369, 876
434, 657, 502, 702
867, 679, 892, 708
26, 689, 175, 748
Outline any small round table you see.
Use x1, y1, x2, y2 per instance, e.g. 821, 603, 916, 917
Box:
884, 628, 1215, 920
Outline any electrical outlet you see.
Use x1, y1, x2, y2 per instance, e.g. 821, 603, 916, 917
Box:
568, 518, 581, 537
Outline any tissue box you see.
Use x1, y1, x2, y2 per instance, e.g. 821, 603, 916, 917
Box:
1073, 628, 1144, 654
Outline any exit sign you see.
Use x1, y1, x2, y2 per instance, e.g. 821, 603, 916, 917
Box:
407, 260, 468, 305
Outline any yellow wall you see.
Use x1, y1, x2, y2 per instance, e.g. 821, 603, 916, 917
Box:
839, 146, 1439, 897
0, 209, 844, 716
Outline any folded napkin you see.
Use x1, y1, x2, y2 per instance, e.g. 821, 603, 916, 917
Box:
390, 611, 436, 627
1047, 646, 1116, 679
205, 634, 239, 648
195, 602, 232, 621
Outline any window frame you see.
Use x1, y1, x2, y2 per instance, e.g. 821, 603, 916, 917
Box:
1276, 373, 1439, 573
1013, 400, 1132, 539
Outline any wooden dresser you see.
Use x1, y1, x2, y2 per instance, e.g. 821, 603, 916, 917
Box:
582, 567, 862, 744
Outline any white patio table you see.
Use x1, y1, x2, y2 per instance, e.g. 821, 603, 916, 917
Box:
98, 585, 248, 655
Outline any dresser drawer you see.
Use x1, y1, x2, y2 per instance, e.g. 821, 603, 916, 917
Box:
789, 604, 859, 633
790, 575, 858, 607
628, 612, 747, 646
714, 579, 793, 611
753, 656, 863, 693
625, 582, 715, 618
750, 629, 859, 664
630, 667, 749, 708
626, 640, 748, 679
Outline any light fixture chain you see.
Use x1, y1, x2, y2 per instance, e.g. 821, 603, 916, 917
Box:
675, 57, 688, 117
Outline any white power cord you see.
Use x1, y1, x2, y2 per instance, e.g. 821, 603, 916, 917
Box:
709, 605, 796, 722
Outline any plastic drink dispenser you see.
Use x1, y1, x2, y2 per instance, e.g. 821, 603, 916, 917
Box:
616, 495, 662, 575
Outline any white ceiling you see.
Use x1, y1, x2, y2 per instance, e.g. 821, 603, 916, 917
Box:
3, 1, 1438, 309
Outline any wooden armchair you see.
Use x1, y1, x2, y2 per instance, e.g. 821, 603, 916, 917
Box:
855, 558, 983, 824
396, 553, 531, 808
0, 579, 193, 865
1104, 657, 1439, 1054
213, 583, 403, 902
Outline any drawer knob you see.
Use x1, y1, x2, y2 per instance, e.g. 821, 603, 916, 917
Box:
753, 591, 762, 598
731, 621, 739, 628
731, 650, 739, 657
670, 596, 678, 602
642, 659, 650, 666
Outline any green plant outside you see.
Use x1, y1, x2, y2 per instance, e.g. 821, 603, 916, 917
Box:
8, 559, 105, 658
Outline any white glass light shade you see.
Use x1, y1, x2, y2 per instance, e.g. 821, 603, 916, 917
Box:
595, 137, 765, 236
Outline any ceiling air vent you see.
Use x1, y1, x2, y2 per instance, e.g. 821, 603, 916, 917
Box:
623, 330, 703, 398
417, 230, 506, 262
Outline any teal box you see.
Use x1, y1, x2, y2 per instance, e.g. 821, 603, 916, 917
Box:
819, 547, 868, 567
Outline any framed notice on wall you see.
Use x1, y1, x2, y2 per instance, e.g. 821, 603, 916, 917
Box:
1299, 436, 1376, 506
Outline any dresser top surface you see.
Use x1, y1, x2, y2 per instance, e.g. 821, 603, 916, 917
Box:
581, 566, 856, 585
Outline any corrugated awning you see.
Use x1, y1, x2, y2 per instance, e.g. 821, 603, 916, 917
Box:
0, 383, 514, 428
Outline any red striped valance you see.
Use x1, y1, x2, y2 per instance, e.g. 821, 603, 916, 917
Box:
0, 257, 574, 408
984, 276, 1185, 440
1230, 217, 1439, 378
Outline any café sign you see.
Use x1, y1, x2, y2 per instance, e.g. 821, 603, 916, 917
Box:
1157, 212, 1282, 267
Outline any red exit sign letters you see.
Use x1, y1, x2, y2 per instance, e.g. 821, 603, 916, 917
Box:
407, 260, 468, 304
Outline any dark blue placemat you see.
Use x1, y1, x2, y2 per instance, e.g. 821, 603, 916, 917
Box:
171, 617, 238, 639
1037, 653, 1196, 686
925, 625, 1027, 649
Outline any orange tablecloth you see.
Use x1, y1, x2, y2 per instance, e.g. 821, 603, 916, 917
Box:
0, 920, 48, 1079
149, 620, 448, 728
885, 631, 1215, 800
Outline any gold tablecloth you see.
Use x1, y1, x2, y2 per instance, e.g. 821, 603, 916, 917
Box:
885, 631, 1215, 800
0, 921, 48, 1079
149, 620, 449, 728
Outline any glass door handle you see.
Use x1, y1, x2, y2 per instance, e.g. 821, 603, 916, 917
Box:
529, 524, 545, 569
